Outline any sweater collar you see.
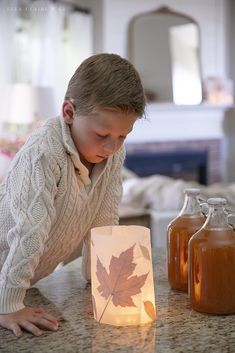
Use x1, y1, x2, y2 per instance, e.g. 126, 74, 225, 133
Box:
59, 115, 91, 185
59, 115, 109, 186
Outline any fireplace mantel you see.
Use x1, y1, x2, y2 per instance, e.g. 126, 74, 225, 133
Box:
126, 103, 234, 143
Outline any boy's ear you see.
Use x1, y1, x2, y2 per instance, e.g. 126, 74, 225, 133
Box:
62, 100, 76, 124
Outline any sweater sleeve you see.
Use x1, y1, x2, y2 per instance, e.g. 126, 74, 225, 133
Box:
0, 147, 59, 313
81, 145, 126, 281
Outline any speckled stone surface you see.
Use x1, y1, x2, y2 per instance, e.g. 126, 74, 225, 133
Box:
0, 249, 234, 353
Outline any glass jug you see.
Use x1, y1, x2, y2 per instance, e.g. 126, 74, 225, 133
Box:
189, 197, 235, 314
167, 188, 205, 292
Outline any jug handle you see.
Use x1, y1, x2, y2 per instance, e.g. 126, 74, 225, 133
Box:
199, 198, 235, 219
199, 198, 235, 229
199, 200, 209, 217
228, 214, 235, 231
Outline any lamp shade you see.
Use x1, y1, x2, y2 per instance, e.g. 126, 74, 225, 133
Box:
91, 225, 156, 326
6, 83, 55, 125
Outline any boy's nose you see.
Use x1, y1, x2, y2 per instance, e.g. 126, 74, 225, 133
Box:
103, 139, 117, 154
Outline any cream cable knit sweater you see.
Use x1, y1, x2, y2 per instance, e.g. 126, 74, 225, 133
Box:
0, 116, 125, 314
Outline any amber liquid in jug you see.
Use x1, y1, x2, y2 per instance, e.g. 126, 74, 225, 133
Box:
189, 198, 235, 314
167, 188, 205, 292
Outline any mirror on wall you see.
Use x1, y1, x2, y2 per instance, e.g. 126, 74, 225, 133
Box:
128, 6, 202, 105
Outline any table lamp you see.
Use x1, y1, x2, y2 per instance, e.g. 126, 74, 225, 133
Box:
3, 83, 56, 135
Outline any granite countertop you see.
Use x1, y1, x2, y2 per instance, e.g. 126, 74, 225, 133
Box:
0, 249, 234, 353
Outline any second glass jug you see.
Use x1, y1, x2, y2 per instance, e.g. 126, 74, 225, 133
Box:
189, 197, 235, 314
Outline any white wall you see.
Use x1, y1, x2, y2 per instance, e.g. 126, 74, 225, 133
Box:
74, 0, 231, 81
101, 0, 228, 80
227, 0, 235, 83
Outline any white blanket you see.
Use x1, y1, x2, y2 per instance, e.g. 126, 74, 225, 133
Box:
122, 174, 235, 213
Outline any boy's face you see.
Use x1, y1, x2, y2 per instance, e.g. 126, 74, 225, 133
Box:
63, 103, 137, 165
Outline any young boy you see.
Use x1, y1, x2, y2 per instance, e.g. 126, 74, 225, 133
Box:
0, 53, 146, 337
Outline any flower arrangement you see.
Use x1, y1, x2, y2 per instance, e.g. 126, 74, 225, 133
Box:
0, 137, 25, 159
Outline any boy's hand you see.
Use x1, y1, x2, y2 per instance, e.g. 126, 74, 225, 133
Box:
0, 307, 59, 337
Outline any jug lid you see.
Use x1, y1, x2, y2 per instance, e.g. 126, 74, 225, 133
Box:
207, 197, 227, 206
184, 188, 200, 195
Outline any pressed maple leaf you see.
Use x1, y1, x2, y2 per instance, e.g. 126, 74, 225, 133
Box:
96, 244, 149, 310
139, 243, 151, 260
144, 300, 156, 321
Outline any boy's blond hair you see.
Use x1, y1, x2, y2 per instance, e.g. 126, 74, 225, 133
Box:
65, 53, 146, 118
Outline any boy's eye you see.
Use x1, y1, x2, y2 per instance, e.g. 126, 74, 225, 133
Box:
96, 133, 126, 140
96, 133, 108, 139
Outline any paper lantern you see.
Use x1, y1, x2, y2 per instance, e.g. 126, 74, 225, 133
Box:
91, 225, 156, 326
